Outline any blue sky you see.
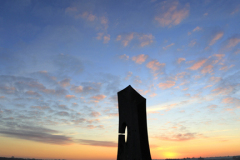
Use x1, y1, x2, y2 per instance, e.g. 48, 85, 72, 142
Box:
0, 0, 240, 159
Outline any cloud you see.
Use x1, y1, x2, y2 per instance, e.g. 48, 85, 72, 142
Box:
90, 111, 101, 117
156, 132, 200, 141
103, 34, 110, 44
163, 43, 175, 50
193, 26, 202, 32
91, 95, 106, 101
78, 139, 117, 147
211, 86, 234, 96
209, 76, 221, 84
0, 96, 5, 99
59, 78, 71, 87
31, 106, 50, 110
201, 65, 213, 74
155, 1, 189, 27
188, 59, 207, 70
146, 60, 165, 72
209, 32, 224, 46
158, 81, 176, 89
71, 82, 101, 94
25, 90, 41, 97
116, 33, 154, 47
132, 54, 148, 64
65, 95, 76, 99
0, 129, 73, 145
56, 111, 70, 116
207, 105, 217, 110
177, 58, 186, 64
188, 26, 202, 35
124, 71, 132, 80
225, 37, 240, 48
119, 54, 129, 60
222, 97, 240, 109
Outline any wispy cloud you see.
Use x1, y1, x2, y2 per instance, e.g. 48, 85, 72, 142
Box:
209, 32, 224, 46
188, 59, 207, 70
177, 58, 186, 64
116, 33, 154, 47
155, 1, 189, 27
163, 43, 175, 50
119, 54, 129, 60
78, 139, 117, 147
158, 81, 176, 89
156, 132, 201, 141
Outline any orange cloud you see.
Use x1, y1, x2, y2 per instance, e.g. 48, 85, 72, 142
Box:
188, 59, 207, 70
138, 34, 154, 47
209, 32, 224, 46
177, 57, 186, 64
132, 54, 148, 64
146, 60, 165, 72
65, 95, 76, 99
155, 1, 189, 27
201, 65, 213, 74
158, 81, 176, 89
91, 94, 106, 101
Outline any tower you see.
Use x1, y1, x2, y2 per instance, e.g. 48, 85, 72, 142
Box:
117, 85, 152, 160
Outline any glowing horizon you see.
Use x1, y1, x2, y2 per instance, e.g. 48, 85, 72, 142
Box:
0, 0, 240, 159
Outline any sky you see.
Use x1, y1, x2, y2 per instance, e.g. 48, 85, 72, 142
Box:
0, 0, 240, 159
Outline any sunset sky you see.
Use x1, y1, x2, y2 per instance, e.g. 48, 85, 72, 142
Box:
0, 0, 240, 159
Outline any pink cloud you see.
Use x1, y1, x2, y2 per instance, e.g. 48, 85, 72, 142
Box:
124, 71, 132, 80
193, 26, 202, 32
212, 87, 234, 96
119, 54, 129, 60
222, 97, 234, 104
117, 33, 154, 47
90, 111, 101, 117
209, 32, 224, 46
71, 86, 83, 93
188, 59, 207, 70
132, 54, 148, 64
225, 38, 240, 48
158, 81, 176, 89
91, 94, 106, 101
155, 1, 189, 27
65, 95, 76, 99
146, 60, 165, 72
177, 58, 186, 64
203, 85, 213, 89
59, 78, 71, 87
201, 65, 213, 74
210, 76, 221, 83
103, 34, 110, 44
163, 43, 175, 50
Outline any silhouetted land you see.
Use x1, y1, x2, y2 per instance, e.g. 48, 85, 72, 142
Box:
1, 156, 239, 160
0, 157, 65, 160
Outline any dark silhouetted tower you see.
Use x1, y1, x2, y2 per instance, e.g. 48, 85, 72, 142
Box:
117, 85, 152, 160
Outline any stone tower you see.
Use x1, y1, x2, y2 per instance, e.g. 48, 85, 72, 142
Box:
117, 85, 152, 160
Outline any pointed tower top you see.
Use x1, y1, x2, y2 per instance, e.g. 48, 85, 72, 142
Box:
118, 85, 145, 102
